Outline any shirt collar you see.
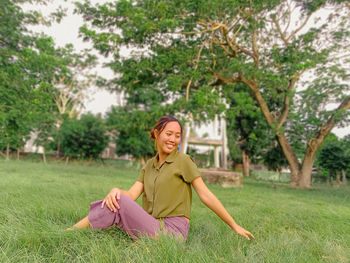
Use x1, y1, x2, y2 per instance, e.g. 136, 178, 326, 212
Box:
153, 149, 178, 168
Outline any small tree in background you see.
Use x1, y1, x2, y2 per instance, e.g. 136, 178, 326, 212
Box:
106, 107, 161, 164
225, 84, 273, 176
318, 141, 347, 184
60, 114, 109, 161
263, 144, 289, 181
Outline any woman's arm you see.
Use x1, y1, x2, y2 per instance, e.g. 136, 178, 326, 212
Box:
192, 177, 254, 240
102, 181, 144, 212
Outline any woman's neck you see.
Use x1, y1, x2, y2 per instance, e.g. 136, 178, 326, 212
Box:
157, 151, 168, 167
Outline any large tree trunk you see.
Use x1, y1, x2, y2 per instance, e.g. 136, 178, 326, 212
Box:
275, 135, 301, 187
299, 156, 315, 188
241, 75, 350, 189
247, 81, 303, 187
298, 141, 322, 188
242, 149, 250, 176
17, 148, 20, 160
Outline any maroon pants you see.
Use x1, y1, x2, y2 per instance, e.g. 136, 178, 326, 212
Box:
88, 194, 190, 240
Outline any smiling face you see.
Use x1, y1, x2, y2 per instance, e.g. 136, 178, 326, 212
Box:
155, 121, 181, 157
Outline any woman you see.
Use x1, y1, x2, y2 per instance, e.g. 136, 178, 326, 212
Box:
69, 116, 254, 241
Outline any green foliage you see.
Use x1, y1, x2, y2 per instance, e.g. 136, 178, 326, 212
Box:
60, 114, 109, 159
263, 144, 289, 172
225, 84, 273, 163
106, 107, 159, 160
75, 0, 350, 182
318, 140, 349, 172
0, 0, 88, 154
75, 0, 227, 121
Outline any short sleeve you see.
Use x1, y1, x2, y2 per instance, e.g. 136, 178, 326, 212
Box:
137, 167, 145, 183
182, 155, 201, 183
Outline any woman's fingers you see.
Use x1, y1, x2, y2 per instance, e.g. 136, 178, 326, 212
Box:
100, 188, 121, 212
234, 225, 255, 240
242, 230, 254, 240
107, 196, 117, 212
102, 195, 120, 212
247, 231, 255, 239
111, 195, 120, 210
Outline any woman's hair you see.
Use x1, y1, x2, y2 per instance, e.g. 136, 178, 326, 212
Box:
150, 115, 183, 140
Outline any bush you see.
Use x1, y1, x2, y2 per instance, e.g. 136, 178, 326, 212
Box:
60, 114, 109, 159
106, 107, 159, 160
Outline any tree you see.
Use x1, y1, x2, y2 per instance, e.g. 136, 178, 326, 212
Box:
0, 0, 99, 161
0, 1, 52, 159
106, 106, 161, 164
0, 0, 74, 159
75, 0, 350, 188
318, 141, 347, 184
225, 84, 273, 176
263, 144, 289, 177
75, 0, 226, 121
60, 114, 109, 160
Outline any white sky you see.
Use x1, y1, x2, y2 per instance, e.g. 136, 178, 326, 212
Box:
22, 0, 349, 138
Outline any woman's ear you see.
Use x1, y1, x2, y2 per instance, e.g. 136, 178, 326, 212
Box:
154, 129, 159, 139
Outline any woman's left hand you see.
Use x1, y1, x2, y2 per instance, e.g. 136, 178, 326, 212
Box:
232, 224, 255, 240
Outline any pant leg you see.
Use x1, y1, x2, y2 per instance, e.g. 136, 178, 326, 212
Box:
88, 194, 160, 239
163, 217, 190, 240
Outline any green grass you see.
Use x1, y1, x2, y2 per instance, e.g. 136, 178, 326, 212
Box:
0, 159, 349, 262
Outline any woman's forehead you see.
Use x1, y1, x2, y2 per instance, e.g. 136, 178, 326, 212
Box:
163, 121, 181, 132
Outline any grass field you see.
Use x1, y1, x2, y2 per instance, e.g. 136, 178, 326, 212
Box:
0, 159, 349, 262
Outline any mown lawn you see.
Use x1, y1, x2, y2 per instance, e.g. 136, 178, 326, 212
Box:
0, 159, 349, 262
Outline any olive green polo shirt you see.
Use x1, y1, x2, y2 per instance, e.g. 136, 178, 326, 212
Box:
137, 149, 201, 219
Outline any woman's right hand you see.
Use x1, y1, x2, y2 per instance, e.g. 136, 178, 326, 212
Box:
101, 188, 121, 212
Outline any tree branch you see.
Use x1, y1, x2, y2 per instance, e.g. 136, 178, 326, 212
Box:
273, 17, 288, 45
227, 12, 242, 32
277, 76, 298, 129
211, 38, 234, 57
186, 40, 207, 101
252, 28, 259, 66
286, 13, 312, 42
307, 96, 350, 151
222, 25, 239, 55
178, 23, 224, 35
209, 72, 239, 86
283, 1, 292, 36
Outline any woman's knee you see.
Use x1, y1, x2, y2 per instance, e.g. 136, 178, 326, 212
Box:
117, 194, 132, 207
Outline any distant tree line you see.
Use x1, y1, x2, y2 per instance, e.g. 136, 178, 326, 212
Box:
0, 0, 98, 161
